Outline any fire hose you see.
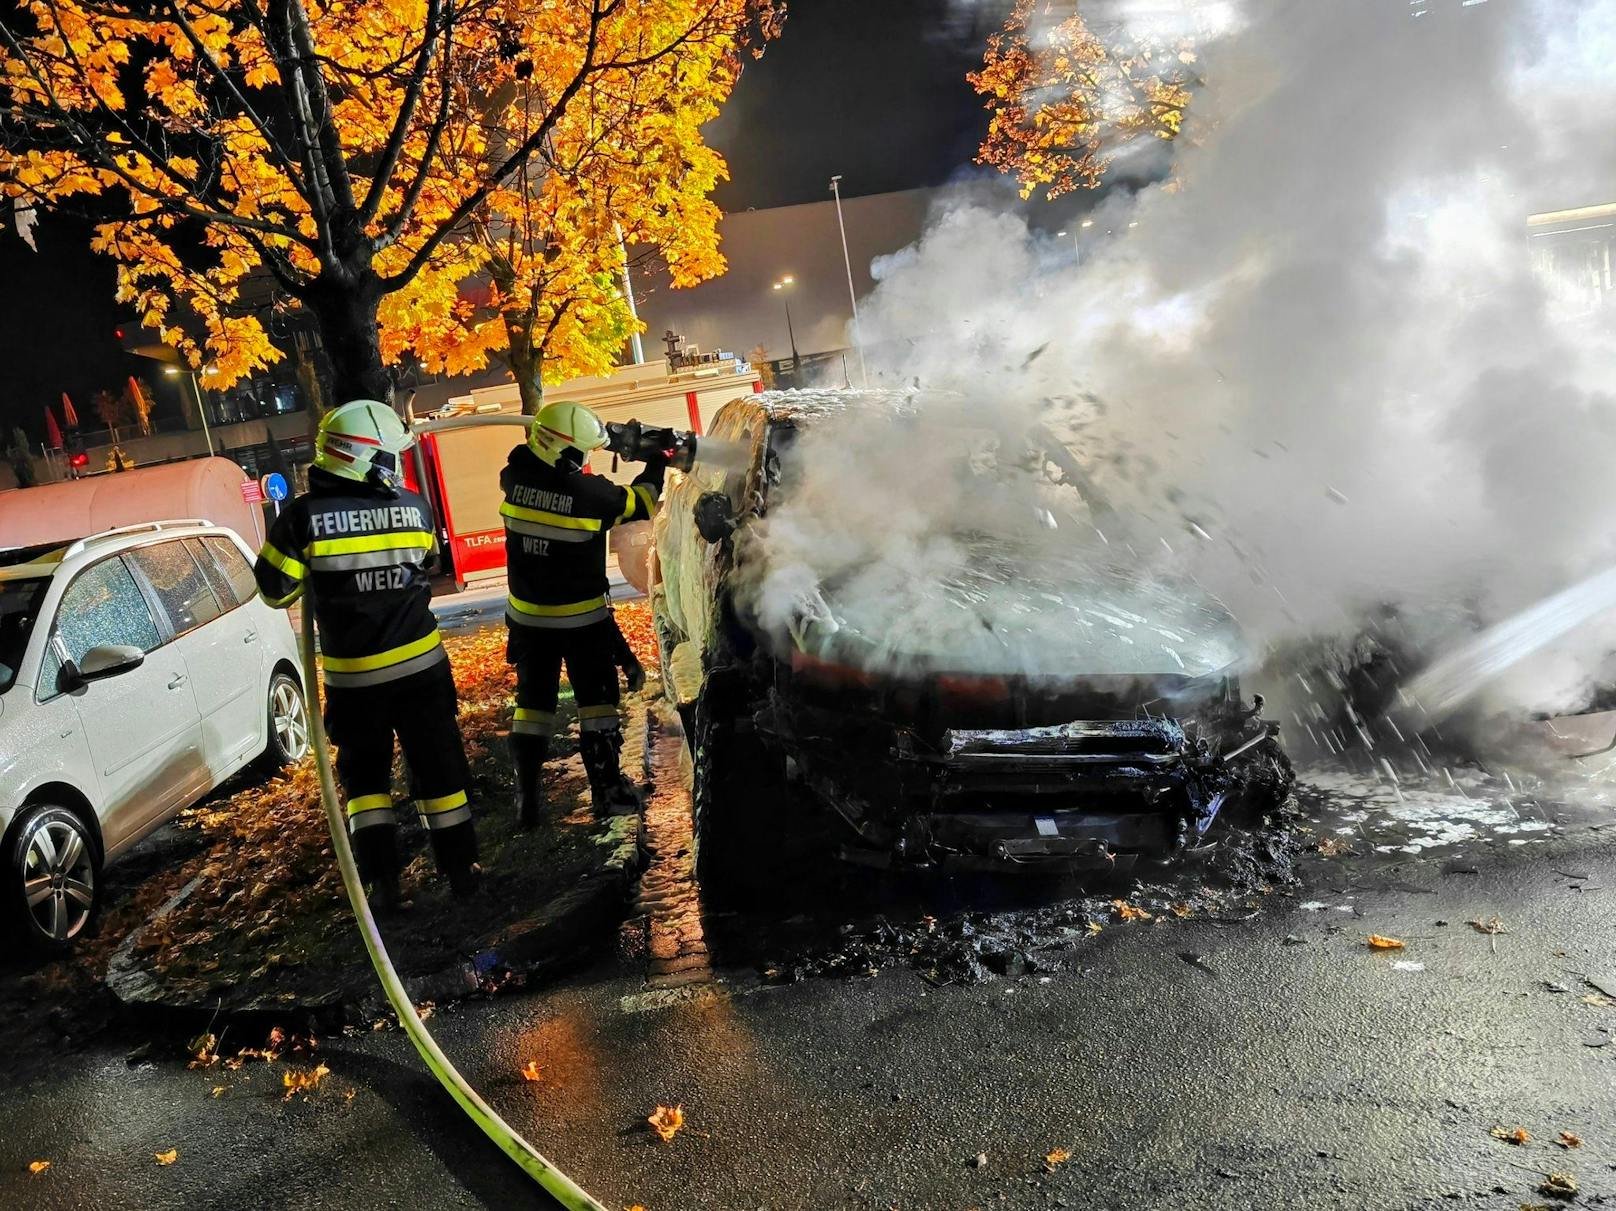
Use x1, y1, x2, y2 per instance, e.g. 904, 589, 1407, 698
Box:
296, 593, 608, 1211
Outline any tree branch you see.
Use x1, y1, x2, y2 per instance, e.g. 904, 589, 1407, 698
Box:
358, 0, 445, 227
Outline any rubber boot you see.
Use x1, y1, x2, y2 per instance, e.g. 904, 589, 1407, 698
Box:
510, 735, 548, 831
427, 819, 482, 899
351, 824, 411, 913
580, 730, 641, 818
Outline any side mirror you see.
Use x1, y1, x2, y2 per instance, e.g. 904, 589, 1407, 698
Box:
73, 644, 146, 685
693, 492, 738, 544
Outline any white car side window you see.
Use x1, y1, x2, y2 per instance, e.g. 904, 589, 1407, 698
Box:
41, 559, 166, 698
128, 542, 223, 638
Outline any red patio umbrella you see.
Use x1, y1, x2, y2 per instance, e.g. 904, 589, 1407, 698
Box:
43, 406, 63, 450
59, 392, 80, 428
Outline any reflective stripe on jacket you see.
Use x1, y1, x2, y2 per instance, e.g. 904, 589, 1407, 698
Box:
499, 444, 663, 629
253, 470, 447, 685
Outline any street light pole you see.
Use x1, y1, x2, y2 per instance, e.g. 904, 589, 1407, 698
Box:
772, 276, 799, 368
615, 222, 645, 366
167, 365, 216, 456
191, 371, 216, 457
829, 175, 868, 386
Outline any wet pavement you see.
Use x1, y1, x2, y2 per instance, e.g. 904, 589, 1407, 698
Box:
3, 750, 1615, 1209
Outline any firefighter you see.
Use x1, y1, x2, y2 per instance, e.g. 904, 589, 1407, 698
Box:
501, 401, 665, 827
254, 400, 480, 908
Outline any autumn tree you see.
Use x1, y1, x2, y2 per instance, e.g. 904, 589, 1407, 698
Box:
970, 0, 1201, 199
379, 4, 767, 413
0, 0, 780, 405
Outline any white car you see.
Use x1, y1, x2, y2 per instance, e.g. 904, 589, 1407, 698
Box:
0, 520, 307, 952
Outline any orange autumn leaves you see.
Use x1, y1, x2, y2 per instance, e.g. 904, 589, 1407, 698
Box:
1, 0, 779, 394
970, 0, 1201, 199
647, 1104, 685, 1143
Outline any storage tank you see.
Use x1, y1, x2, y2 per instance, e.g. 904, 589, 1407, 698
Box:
0, 457, 267, 550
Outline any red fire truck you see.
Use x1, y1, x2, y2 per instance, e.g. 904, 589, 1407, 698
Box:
406, 357, 763, 588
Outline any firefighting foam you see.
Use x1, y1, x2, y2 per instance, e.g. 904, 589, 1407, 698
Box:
762, 0, 1616, 721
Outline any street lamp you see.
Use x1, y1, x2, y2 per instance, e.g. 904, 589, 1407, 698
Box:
772, 276, 800, 367
829, 175, 869, 386
164, 365, 216, 456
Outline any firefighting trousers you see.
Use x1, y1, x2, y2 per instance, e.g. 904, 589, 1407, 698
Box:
507, 620, 622, 742
325, 657, 478, 873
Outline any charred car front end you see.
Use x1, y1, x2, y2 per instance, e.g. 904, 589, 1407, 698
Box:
649, 391, 1293, 883
766, 658, 1288, 871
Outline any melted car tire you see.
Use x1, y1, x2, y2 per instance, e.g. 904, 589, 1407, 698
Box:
691, 673, 781, 906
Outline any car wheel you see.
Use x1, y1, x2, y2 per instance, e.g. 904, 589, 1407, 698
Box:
262, 672, 310, 769
6, 804, 100, 953
692, 673, 783, 905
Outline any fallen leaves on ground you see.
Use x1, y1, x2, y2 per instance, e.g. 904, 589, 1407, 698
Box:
1314, 836, 1354, 857
210, 1086, 227, 1098
647, 1104, 685, 1143
1491, 1126, 1531, 1145
1112, 900, 1152, 922
1540, 1172, 1578, 1200
154, 1149, 178, 1166
1468, 916, 1508, 935
1367, 935, 1406, 950
1044, 1147, 1071, 1170
1556, 1131, 1583, 1149
187, 1031, 219, 1068
613, 601, 657, 668
118, 631, 519, 988
415, 1003, 435, 1022
1581, 993, 1614, 1008
28, 1160, 50, 1175
282, 1063, 331, 1099
521, 1061, 542, 1082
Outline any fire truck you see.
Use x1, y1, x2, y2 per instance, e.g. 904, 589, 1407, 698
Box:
405, 354, 763, 589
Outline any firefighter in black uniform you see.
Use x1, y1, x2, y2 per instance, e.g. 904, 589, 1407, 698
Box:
501, 401, 665, 826
254, 400, 480, 907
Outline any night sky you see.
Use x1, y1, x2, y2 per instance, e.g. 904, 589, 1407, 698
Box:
0, 0, 1011, 437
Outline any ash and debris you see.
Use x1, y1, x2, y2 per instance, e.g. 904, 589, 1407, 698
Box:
743, 753, 1610, 989
755, 816, 1308, 987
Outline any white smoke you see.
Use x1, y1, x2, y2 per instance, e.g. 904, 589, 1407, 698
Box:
745, 0, 1616, 718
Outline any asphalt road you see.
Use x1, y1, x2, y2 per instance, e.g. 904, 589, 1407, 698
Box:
1, 791, 1613, 1211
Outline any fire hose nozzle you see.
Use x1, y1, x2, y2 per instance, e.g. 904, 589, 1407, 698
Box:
604, 420, 698, 472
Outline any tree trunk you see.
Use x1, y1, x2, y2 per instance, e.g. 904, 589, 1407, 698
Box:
505, 315, 544, 416
308, 275, 393, 408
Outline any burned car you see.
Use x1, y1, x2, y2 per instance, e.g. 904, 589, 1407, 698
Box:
649, 390, 1292, 885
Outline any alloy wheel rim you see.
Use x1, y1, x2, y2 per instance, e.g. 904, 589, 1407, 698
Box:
272, 682, 309, 761
23, 819, 95, 942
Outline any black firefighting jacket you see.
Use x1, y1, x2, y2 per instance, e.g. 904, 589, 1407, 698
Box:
499, 445, 664, 630
254, 468, 446, 688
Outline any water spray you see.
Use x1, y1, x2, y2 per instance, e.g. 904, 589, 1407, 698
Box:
1400, 565, 1616, 724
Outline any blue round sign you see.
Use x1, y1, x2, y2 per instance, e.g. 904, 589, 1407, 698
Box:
261, 472, 289, 502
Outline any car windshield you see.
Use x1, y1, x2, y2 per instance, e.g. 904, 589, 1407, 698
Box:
0, 577, 49, 694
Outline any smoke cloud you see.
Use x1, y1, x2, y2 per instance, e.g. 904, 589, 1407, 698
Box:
741, 0, 1616, 720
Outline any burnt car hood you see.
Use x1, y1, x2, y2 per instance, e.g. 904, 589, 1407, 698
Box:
782, 547, 1246, 684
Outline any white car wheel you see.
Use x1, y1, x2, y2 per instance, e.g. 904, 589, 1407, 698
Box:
267, 673, 310, 766
8, 805, 99, 953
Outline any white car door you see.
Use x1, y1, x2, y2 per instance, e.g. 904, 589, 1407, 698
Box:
127, 540, 262, 784
46, 555, 206, 850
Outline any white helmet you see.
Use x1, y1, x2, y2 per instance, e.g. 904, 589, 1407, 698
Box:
314, 400, 414, 492
528, 401, 608, 466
